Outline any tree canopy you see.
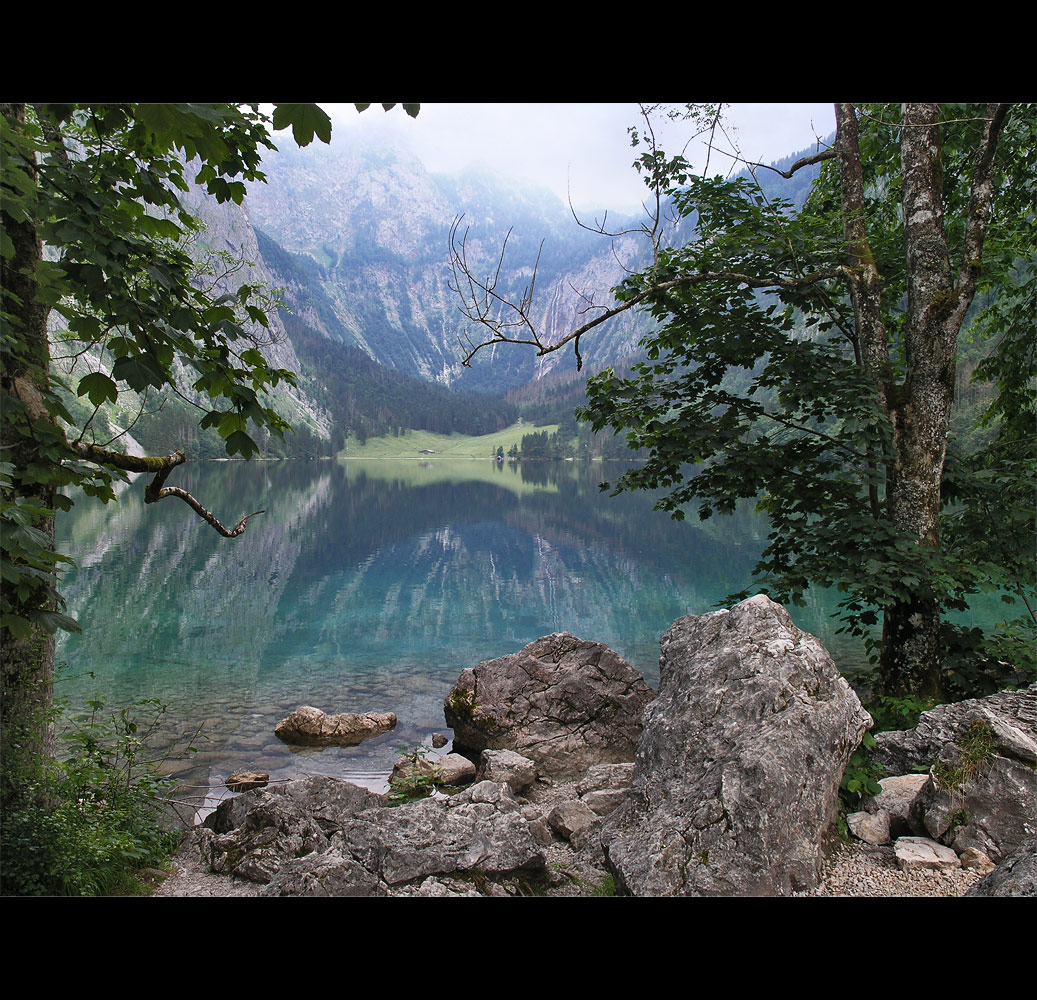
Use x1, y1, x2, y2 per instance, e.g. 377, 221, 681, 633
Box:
0, 101, 417, 750
452, 103, 1036, 699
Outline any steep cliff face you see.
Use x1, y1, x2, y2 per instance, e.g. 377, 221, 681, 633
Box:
180, 185, 333, 442
245, 137, 661, 393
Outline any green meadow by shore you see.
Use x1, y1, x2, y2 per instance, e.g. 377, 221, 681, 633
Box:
339, 423, 561, 460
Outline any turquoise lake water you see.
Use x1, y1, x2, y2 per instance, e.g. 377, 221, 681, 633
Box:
53, 458, 1008, 814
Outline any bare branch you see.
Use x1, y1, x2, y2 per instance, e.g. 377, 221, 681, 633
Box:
71, 443, 265, 537
452, 234, 851, 369
449, 216, 548, 358
750, 148, 837, 179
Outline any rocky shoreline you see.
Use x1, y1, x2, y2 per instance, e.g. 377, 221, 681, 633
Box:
152, 597, 1036, 897
153, 815, 985, 898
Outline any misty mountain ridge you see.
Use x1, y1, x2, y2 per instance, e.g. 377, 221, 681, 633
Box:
104, 129, 824, 458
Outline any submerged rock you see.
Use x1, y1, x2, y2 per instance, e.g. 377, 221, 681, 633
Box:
601, 595, 871, 896
225, 770, 269, 792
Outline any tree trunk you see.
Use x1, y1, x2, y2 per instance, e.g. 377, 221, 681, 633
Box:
874, 103, 1008, 698
835, 102, 1010, 698
0, 103, 58, 761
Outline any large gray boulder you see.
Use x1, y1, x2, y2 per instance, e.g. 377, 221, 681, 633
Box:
443, 633, 654, 779
199, 774, 545, 895
873, 687, 1037, 862
200, 775, 385, 883
601, 595, 871, 896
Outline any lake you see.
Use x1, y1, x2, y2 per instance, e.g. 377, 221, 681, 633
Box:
53, 458, 1000, 816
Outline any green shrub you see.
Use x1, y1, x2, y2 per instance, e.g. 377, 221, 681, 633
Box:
1, 697, 189, 896
838, 730, 886, 816
387, 744, 439, 805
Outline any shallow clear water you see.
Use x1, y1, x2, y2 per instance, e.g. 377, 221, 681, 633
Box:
53, 458, 1007, 814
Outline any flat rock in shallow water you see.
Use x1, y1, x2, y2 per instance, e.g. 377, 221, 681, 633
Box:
274, 705, 396, 746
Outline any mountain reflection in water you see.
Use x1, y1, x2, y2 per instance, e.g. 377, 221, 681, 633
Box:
53, 459, 870, 811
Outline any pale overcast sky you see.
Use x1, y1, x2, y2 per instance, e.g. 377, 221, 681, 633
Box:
322, 103, 836, 213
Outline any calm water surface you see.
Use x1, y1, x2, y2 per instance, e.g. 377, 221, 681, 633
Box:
53, 458, 973, 813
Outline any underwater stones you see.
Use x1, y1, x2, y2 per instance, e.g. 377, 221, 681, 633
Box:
226, 770, 270, 792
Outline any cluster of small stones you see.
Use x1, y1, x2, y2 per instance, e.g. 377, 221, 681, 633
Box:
794, 840, 985, 897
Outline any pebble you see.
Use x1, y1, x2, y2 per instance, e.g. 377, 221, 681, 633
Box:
794, 840, 983, 897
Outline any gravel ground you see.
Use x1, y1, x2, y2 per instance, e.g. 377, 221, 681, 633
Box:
153, 827, 984, 898
793, 838, 983, 897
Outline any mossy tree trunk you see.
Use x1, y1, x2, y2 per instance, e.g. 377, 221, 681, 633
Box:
1, 103, 58, 762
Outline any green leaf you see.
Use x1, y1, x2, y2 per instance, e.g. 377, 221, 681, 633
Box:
29, 608, 83, 634
271, 104, 332, 147
112, 354, 165, 391
77, 372, 119, 407
224, 430, 257, 459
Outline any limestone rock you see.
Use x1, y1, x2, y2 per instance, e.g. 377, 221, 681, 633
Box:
872, 686, 1036, 775
476, 749, 538, 793
262, 850, 386, 896
200, 775, 385, 884
965, 837, 1037, 896
576, 762, 635, 797
274, 705, 396, 747
894, 836, 961, 872
519, 805, 554, 847
435, 752, 476, 786
391, 749, 476, 791
581, 788, 631, 816
863, 773, 928, 837
872, 690, 1037, 863
847, 809, 891, 846
352, 782, 544, 887
201, 774, 544, 894
601, 595, 872, 896
390, 751, 439, 792
577, 762, 636, 817
922, 752, 1036, 863
443, 633, 654, 779
548, 800, 599, 841
958, 848, 996, 874
431, 733, 448, 749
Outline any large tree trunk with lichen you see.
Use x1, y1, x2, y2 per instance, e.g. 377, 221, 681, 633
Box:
1, 103, 58, 763
876, 103, 957, 699
836, 102, 1008, 698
